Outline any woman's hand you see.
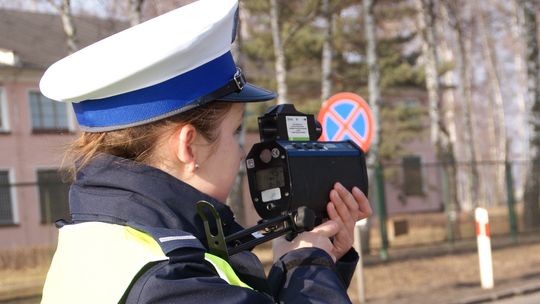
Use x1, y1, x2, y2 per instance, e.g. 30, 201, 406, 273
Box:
272, 220, 340, 262
272, 183, 371, 262
327, 182, 371, 260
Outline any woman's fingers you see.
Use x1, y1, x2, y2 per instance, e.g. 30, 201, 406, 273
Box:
327, 202, 342, 225
334, 183, 360, 215
328, 202, 352, 240
310, 219, 339, 238
334, 182, 372, 221
327, 202, 348, 237
330, 189, 355, 227
328, 199, 355, 259
352, 186, 372, 219
332, 183, 363, 230
327, 183, 372, 260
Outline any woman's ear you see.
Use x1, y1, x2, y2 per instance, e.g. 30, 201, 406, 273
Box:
174, 124, 198, 172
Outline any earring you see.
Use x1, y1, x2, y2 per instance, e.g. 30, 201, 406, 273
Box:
194, 163, 200, 170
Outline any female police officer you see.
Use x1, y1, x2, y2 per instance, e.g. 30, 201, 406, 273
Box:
39, 0, 371, 303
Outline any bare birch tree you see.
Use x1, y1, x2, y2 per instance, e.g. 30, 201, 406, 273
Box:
321, 0, 333, 102
477, 3, 508, 205
227, 0, 249, 226
361, 0, 381, 255
520, 0, 540, 228
442, 0, 480, 209
437, 7, 461, 211
128, 0, 145, 26
511, 0, 528, 201
416, 0, 459, 240
363, 0, 381, 169
47, 0, 78, 53
270, 0, 288, 104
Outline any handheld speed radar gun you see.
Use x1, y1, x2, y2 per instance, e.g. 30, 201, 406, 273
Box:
197, 104, 368, 260
246, 104, 368, 222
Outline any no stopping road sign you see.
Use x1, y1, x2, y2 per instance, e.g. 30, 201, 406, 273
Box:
317, 92, 374, 152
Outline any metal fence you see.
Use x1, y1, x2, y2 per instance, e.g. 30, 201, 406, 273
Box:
0, 160, 538, 257
368, 159, 539, 258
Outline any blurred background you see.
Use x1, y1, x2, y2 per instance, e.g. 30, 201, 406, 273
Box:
0, 0, 539, 303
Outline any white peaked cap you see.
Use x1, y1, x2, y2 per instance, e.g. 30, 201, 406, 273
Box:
39, 0, 275, 132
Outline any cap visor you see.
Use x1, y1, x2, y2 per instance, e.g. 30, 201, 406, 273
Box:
217, 83, 276, 102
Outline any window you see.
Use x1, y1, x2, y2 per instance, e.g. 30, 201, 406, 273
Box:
37, 170, 70, 224
0, 171, 15, 225
402, 155, 424, 196
29, 91, 69, 132
0, 88, 9, 131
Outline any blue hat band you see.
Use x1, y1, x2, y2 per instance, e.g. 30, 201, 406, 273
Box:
73, 51, 237, 131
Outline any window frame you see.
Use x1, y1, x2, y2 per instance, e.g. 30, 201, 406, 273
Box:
0, 168, 19, 226
27, 89, 75, 133
35, 167, 70, 225
0, 87, 9, 132
401, 155, 425, 197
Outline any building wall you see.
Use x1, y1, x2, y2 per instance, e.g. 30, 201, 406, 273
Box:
0, 69, 78, 248
384, 138, 444, 215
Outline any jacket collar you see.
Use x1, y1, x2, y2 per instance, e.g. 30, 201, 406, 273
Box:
69, 154, 243, 242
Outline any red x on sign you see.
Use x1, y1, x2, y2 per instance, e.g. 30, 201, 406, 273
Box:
317, 92, 374, 152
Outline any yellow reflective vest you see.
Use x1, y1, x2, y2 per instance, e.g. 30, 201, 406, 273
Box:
41, 222, 251, 304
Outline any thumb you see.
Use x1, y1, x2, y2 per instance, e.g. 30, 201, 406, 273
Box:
311, 220, 339, 238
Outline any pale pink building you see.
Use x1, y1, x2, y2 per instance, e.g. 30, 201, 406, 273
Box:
0, 9, 126, 249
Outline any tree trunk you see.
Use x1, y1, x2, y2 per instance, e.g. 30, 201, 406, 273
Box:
363, 0, 381, 167
361, 0, 380, 254
321, 0, 333, 102
443, 0, 480, 210
227, 0, 248, 226
417, 0, 442, 145
437, 26, 461, 210
416, 0, 459, 241
478, 5, 507, 205
227, 127, 247, 226
48, 0, 78, 54
128, 0, 145, 26
520, 0, 540, 229
270, 0, 288, 104
511, 0, 528, 202
231, 0, 248, 67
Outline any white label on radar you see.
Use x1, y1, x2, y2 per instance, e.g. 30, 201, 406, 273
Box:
261, 188, 281, 202
286, 116, 310, 141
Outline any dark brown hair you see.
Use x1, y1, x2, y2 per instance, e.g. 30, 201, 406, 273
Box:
64, 102, 233, 179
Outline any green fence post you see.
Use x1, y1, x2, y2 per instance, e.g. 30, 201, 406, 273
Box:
505, 161, 518, 243
440, 163, 454, 246
375, 162, 389, 261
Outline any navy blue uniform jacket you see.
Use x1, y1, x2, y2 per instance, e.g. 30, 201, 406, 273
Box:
69, 154, 358, 303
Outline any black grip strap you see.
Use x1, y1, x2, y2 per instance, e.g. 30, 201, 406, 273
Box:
194, 68, 246, 106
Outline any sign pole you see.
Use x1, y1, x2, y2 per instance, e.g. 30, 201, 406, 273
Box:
354, 221, 366, 303
475, 207, 494, 289
318, 92, 375, 300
